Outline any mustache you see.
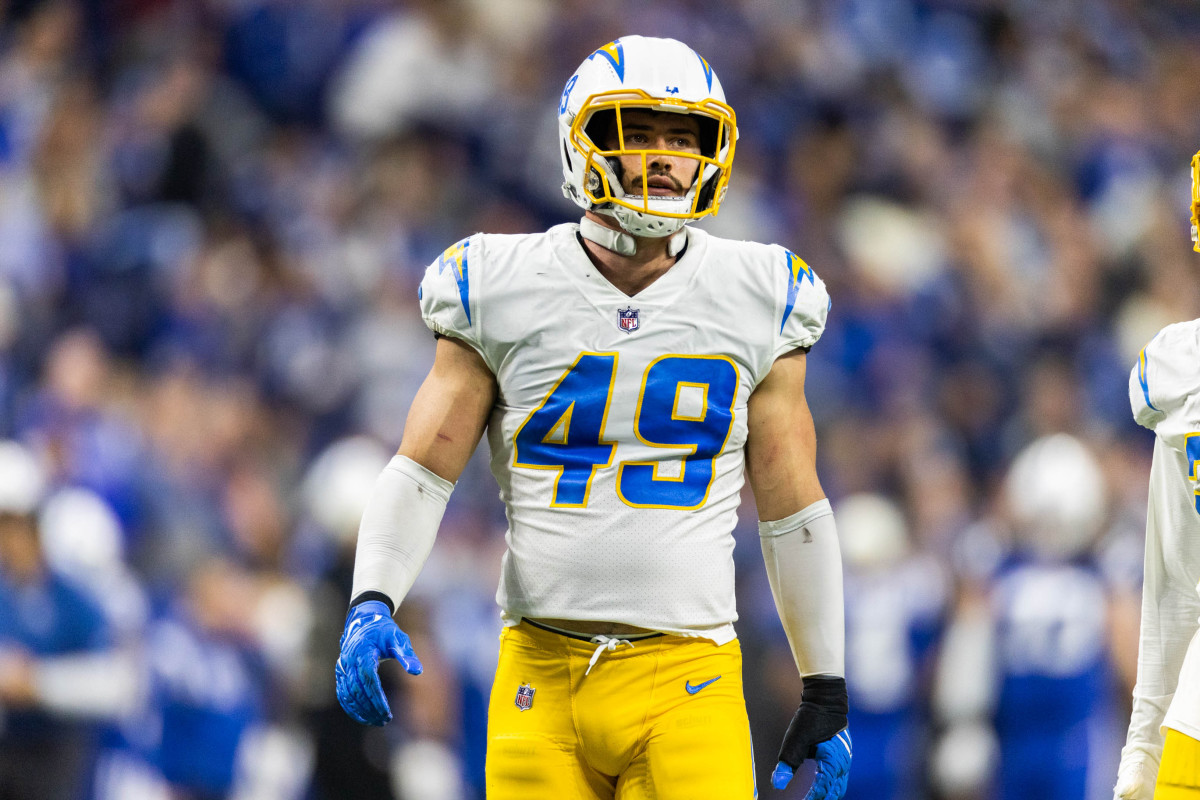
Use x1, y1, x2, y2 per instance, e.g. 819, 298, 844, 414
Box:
631, 170, 684, 193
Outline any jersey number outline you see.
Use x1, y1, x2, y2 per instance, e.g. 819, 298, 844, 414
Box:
512, 353, 739, 509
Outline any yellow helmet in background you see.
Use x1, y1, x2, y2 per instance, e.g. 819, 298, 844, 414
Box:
1191, 149, 1200, 253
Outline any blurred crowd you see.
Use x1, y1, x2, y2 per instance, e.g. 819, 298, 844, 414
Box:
0, 0, 1198, 798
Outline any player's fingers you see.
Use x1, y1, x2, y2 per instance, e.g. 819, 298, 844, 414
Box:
771, 762, 794, 790
335, 661, 375, 725
386, 630, 423, 675
339, 687, 373, 725
342, 664, 380, 722
832, 767, 850, 799
348, 679, 389, 726
804, 764, 837, 800
1114, 767, 1154, 800
354, 653, 393, 724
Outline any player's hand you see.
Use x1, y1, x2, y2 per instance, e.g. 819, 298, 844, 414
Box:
1113, 750, 1158, 800
335, 600, 422, 726
772, 675, 851, 799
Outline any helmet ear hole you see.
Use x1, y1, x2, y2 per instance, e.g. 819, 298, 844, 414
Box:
696, 116, 720, 159
585, 110, 616, 150
695, 173, 720, 213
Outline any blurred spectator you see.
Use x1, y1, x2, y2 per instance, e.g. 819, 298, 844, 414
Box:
0, 440, 138, 800
933, 434, 1121, 800
839, 493, 948, 800
144, 558, 268, 800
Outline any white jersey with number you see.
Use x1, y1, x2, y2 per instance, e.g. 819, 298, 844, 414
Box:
1125, 319, 1200, 754
418, 223, 829, 643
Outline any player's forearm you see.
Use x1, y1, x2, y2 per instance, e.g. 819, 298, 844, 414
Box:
1125, 515, 1199, 751
350, 455, 454, 609
1125, 594, 1196, 749
760, 499, 845, 677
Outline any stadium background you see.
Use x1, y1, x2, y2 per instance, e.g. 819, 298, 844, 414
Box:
0, 0, 1198, 798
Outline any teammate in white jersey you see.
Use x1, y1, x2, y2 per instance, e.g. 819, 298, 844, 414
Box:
1115, 149, 1200, 800
335, 36, 851, 799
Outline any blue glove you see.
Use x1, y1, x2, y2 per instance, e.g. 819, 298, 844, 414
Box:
771, 675, 851, 798
335, 600, 422, 726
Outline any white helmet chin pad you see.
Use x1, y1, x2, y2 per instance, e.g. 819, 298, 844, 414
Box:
606, 199, 690, 238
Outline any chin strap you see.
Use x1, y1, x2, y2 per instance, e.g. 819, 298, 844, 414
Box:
579, 217, 688, 257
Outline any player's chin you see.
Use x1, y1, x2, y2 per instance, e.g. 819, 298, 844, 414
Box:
625, 190, 688, 201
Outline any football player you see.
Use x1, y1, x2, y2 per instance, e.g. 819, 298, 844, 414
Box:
335, 36, 851, 799
1114, 149, 1200, 800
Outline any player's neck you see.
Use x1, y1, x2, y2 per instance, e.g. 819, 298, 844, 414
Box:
579, 212, 681, 297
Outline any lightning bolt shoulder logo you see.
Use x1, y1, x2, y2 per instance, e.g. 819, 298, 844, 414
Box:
436, 238, 472, 325
780, 248, 816, 333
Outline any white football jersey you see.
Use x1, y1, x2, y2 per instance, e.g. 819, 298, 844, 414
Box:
419, 223, 829, 642
1125, 319, 1200, 748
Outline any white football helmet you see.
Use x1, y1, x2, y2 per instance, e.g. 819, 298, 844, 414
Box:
1005, 433, 1107, 561
836, 493, 911, 570
0, 440, 45, 516
558, 36, 737, 238
39, 487, 124, 576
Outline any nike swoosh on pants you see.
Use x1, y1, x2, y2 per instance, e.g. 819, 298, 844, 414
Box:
685, 675, 722, 694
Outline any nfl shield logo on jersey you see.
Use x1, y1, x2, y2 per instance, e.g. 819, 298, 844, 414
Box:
617, 307, 640, 333
514, 683, 535, 711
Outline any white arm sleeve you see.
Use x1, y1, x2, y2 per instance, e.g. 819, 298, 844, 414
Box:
1122, 470, 1197, 766
759, 498, 845, 677
351, 455, 454, 607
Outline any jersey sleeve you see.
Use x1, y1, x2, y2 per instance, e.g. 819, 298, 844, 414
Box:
775, 246, 831, 359
1129, 320, 1200, 452
418, 235, 483, 353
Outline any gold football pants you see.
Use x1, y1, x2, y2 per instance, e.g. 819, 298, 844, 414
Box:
485, 621, 757, 799
1157, 728, 1200, 798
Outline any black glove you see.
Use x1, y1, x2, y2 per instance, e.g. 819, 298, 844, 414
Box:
772, 675, 851, 797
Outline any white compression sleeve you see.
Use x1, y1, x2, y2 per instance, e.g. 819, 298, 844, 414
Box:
1121, 473, 1197, 766
760, 498, 845, 677
351, 455, 454, 608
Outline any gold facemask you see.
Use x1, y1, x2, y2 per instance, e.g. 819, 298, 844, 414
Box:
567, 89, 737, 221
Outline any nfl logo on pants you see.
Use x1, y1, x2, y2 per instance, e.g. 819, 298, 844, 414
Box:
515, 683, 535, 711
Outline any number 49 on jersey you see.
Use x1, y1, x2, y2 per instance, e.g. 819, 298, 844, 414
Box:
513, 352, 739, 510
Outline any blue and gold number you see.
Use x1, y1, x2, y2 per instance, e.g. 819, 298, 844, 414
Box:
1188, 433, 1200, 515
618, 356, 738, 509
512, 353, 618, 507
